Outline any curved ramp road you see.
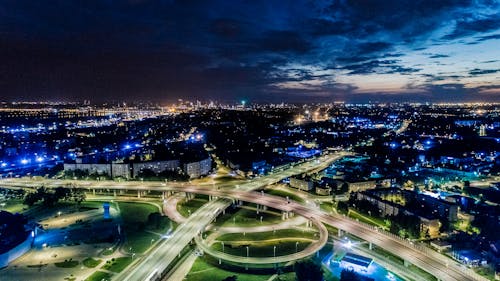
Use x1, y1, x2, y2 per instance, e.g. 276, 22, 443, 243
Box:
194, 216, 328, 266
0, 152, 487, 281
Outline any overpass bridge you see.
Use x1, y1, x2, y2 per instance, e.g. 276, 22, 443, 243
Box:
0, 151, 487, 281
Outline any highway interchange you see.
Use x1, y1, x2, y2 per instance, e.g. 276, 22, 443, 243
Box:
0, 152, 488, 281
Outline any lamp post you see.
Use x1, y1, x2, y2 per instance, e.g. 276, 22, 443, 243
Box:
222, 242, 225, 253
274, 246, 276, 257
246, 246, 249, 258
295, 242, 299, 253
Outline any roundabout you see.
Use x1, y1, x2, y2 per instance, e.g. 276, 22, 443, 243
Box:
194, 216, 328, 268
164, 191, 329, 269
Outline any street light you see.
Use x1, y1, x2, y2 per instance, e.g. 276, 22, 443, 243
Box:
296, 242, 299, 253
222, 242, 225, 253
246, 246, 249, 258
273, 246, 276, 257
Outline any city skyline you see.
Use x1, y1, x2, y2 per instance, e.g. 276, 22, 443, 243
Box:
0, 0, 499, 103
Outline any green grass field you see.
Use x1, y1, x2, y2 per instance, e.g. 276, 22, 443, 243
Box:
348, 209, 387, 229
84, 271, 113, 281
214, 207, 283, 227
211, 240, 311, 257
266, 189, 304, 203
118, 202, 159, 223
54, 260, 79, 268
0, 199, 27, 213
177, 198, 208, 217
118, 201, 165, 254
186, 258, 273, 281
217, 229, 318, 241
102, 257, 133, 273
123, 231, 159, 254
82, 257, 101, 268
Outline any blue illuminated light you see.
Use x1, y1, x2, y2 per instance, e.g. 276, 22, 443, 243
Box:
36, 157, 44, 162
20, 159, 29, 165
1, 163, 7, 167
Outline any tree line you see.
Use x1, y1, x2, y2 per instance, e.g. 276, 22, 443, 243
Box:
24, 186, 86, 207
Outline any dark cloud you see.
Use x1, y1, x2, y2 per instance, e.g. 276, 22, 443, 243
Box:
469, 68, 500, 76
210, 18, 244, 39
443, 14, 500, 40
0, 0, 498, 102
355, 42, 393, 55
429, 54, 450, 59
258, 31, 312, 53
476, 33, 500, 42
342, 60, 420, 75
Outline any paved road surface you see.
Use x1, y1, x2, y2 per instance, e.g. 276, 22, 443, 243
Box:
0, 151, 486, 281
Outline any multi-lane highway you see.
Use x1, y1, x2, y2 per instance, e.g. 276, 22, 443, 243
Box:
1, 152, 348, 281
0, 151, 487, 281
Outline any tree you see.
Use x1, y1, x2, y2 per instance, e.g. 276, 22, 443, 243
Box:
138, 168, 157, 178
24, 192, 40, 206
71, 188, 86, 206
147, 212, 162, 229
337, 201, 349, 215
440, 217, 450, 233
340, 182, 349, 194
340, 269, 361, 281
463, 180, 471, 194
54, 187, 70, 201
295, 260, 323, 281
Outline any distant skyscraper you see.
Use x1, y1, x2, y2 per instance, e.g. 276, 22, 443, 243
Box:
479, 124, 487, 136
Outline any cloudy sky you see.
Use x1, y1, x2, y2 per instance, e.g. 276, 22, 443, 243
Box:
0, 0, 499, 103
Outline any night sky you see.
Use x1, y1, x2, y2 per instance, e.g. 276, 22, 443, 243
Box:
1, 0, 499, 103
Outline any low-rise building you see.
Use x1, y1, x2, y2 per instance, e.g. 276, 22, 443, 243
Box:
290, 176, 314, 191
132, 160, 180, 178
183, 157, 212, 179
430, 240, 452, 252
64, 159, 181, 179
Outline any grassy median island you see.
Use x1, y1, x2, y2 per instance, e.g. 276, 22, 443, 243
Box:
85, 271, 112, 281
217, 229, 318, 241
214, 207, 284, 227
102, 257, 133, 273
82, 257, 102, 268
347, 209, 387, 229
118, 201, 171, 254
54, 259, 79, 268
177, 196, 209, 217
185, 258, 274, 281
266, 189, 304, 203
0, 199, 27, 213
211, 240, 311, 257
210, 228, 319, 258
